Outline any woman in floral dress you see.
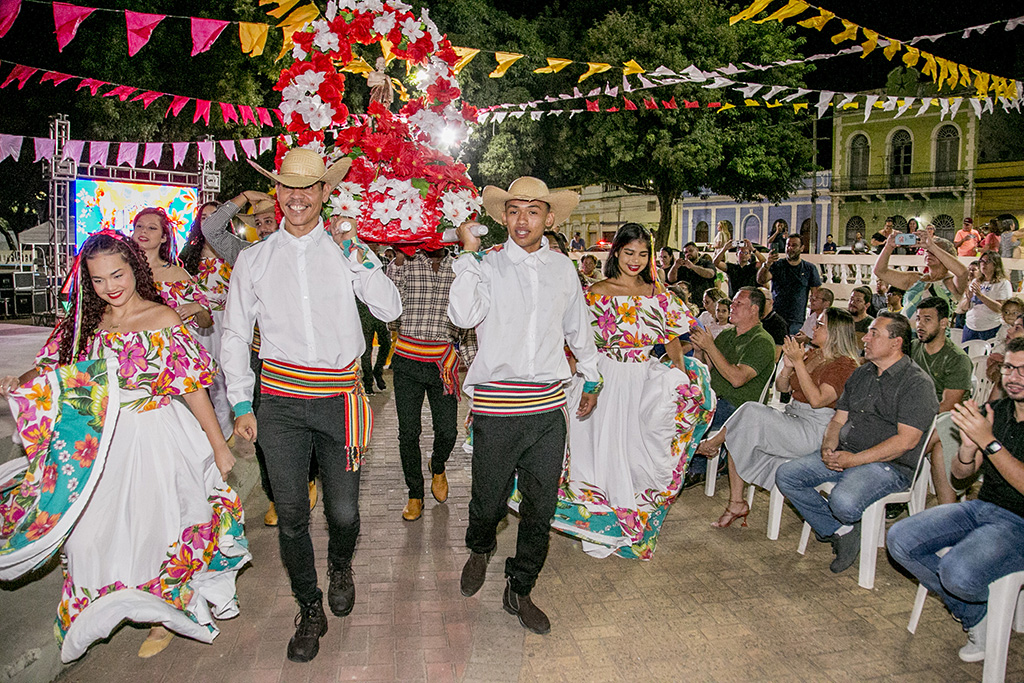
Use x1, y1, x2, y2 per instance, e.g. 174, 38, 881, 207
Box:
554, 223, 715, 559
0, 232, 249, 662
131, 207, 213, 331
180, 202, 234, 438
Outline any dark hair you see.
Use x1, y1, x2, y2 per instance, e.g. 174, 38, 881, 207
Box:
818, 288, 835, 304
1007, 337, 1024, 354
660, 246, 675, 259
787, 233, 802, 242
851, 286, 872, 304
57, 233, 162, 364
132, 207, 176, 263
604, 223, 654, 284
544, 230, 571, 257
887, 286, 906, 297
179, 201, 220, 276
876, 310, 912, 355
917, 295, 951, 320
683, 241, 697, 250
739, 285, 766, 317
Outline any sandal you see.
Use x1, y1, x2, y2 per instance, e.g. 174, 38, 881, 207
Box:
711, 501, 749, 529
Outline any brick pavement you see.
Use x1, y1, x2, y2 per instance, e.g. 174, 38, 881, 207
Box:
46, 367, 1024, 683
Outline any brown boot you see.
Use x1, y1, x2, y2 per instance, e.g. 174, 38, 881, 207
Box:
431, 472, 449, 503
402, 498, 423, 521
264, 503, 278, 527
502, 579, 550, 635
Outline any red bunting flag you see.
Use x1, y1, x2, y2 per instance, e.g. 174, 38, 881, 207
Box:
40, 71, 75, 86
130, 90, 163, 108
1, 64, 37, 89
76, 78, 106, 95
166, 95, 190, 118
238, 105, 258, 127
606, 106, 618, 112
623, 99, 637, 110
662, 97, 678, 109
193, 99, 211, 125
52, 2, 96, 52
585, 100, 599, 112
643, 98, 658, 109
256, 107, 273, 126
125, 11, 165, 57
191, 18, 229, 56
684, 100, 699, 108
103, 85, 137, 101
219, 102, 239, 124
0, 0, 21, 40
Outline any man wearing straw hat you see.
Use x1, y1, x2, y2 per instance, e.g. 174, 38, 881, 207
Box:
221, 148, 402, 663
449, 176, 603, 635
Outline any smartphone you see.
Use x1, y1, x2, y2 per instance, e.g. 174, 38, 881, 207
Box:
895, 232, 918, 247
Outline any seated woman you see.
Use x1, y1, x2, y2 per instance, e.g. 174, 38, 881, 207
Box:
703, 307, 861, 528
0, 232, 248, 662
551, 223, 715, 559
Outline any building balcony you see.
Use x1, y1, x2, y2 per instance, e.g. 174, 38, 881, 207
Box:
832, 170, 969, 200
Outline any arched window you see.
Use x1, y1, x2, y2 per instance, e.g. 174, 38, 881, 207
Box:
891, 215, 908, 232
933, 214, 956, 242
846, 216, 866, 245
742, 214, 760, 243
890, 130, 912, 188
935, 125, 960, 186
850, 134, 869, 190
694, 221, 709, 243
800, 218, 815, 253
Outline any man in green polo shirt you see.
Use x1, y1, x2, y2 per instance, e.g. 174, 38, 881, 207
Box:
687, 286, 776, 484
911, 296, 973, 507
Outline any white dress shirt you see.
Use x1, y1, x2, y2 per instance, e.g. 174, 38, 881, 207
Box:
221, 220, 402, 407
448, 237, 601, 394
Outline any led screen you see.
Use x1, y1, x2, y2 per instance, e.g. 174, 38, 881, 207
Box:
74, 179, 199, 251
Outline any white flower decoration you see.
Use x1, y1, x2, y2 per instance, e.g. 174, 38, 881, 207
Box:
330, 194, 361, 217
373, 196, 403, 224
292, 42, 308, 61
373, 11, 397, 36
296, 95, 335, 130
294, 70, 326, 93
397, 199, 423, 231
313, 22, 340, 53
401, 17, 425, 42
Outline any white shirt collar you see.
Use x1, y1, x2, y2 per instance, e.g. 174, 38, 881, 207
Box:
277, 219, 327, 246
505, 235, 552, 264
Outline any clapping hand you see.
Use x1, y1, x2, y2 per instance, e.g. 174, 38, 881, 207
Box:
781, 336, 803, 366
950, 399, 995, 449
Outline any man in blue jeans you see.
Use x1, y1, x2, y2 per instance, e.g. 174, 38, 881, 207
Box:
776, 312, 938, 573
889, 336, 1024, 663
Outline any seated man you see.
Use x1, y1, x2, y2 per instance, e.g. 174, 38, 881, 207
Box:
776, 312, 938, 573
848, 286, 874, 345
888, 337, 1024, 663
910, 296, 973, 506
687, 286, 776, 486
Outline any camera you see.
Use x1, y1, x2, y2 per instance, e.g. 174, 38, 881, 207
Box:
895, 232, 918, 247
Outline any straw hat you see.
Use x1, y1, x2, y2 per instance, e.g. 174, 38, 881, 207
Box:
237, 199, 277, 226
247, 148, 351, 189
481, 177, 579, 226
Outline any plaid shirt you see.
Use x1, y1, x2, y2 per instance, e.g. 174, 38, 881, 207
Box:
398, 253, 477, 366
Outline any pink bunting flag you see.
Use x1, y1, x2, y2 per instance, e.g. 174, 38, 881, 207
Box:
130, 90, 163, 109
272, 109, 285, 125
219, 102, 239, 124
256, 107, 273, 127
34, 138, 55, 162
143, 142, 162, 167
191, 18, 229, 56
165, 95, 190, 118
193, 99, 211, 125
103, 85, 137, 101
258, 137, 272, 154
219, 140, 237, 161
171, 142, 189, 168
62, 139, 84, 162
197, 140, 215, 164
239, 138, 257, 158
116, 142, 139, 167
76, 78, 106, 95
1, 64, 37, 89
238, 105, 258, 127
125, 10, 164, 57
52, 2, 96, 52
0, 0, 22, 40
0, 134, 23, 162
40, 70, 75, 86
88, 141, 109, 165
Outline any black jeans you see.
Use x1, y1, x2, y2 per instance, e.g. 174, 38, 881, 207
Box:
360, 316, 390, 383
251, 350, 317, 502
393, 355, 458, 499
258, 393, 361, 604
465, 410, 566, 596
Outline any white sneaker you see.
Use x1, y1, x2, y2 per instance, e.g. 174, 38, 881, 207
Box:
958, 616, 987, 663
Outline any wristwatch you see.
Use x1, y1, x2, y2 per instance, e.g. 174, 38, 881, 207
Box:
984, 440, 1003, 456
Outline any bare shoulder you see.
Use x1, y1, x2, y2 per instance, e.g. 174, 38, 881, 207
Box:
588, 279, 614, 295
139, 301, 183, 329
161, 264, 192, 282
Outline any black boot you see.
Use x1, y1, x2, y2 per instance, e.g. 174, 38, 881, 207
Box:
460, 551, 491, 597
327, 564, 355, 617
287, 593, 328, 663
502, 579, 551, 635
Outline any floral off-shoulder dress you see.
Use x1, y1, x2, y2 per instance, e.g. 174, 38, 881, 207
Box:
0, 325, 250, 662
193, 257, 234, 438
551, 291, 715, 560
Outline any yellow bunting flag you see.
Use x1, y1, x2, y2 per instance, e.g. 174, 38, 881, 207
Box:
921, 52, 938, 82
842, 102, 859, 109
974, 70, 990, 96
274, 3, 320, 60
753, 0, 809, 24
793, 102, 808, 112
873, 100, 885, 109
882, 38, 901, 60
797, 8, 833, 30
452, 47, 479, 74
766, 100, 783, 108
729, 0, 773, 25
902, 45, 920, 68
534, 57, 572, 74
239, 22, 269, 57
380, 38, 397, 65
860, 29, 879, 57
489, 52, 524, 78
947, 60, 961, 90
622, 59, 645, 76
263, 0, 301, 19
959, 64, 972, 88
717, 103, 736, 112
936, 57, 950, 90
578, 62, 612, 82
342, 56, 374, 74
831, 19, 858, 45
744, 99, 761, 107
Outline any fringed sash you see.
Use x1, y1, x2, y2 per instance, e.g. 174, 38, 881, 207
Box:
394, 335, 461, 398
472, 381, 566, 417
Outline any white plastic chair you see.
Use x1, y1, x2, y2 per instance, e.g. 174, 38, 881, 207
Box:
704, 363, 779, 498
796, 417, 937, 589
908, 560, 1024, 683
961, 339, 993, 360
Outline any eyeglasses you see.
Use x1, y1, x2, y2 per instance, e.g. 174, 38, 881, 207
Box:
814, 320, 826, 328
1000, 363, 1024, 377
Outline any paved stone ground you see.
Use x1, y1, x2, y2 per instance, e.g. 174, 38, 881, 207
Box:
2, 353, 1014, 682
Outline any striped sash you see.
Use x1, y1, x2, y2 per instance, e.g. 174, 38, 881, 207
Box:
250, 324, 261, 353
260, 359, 372, 469
394, 335, 461, 398
472, 381, 566, 417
